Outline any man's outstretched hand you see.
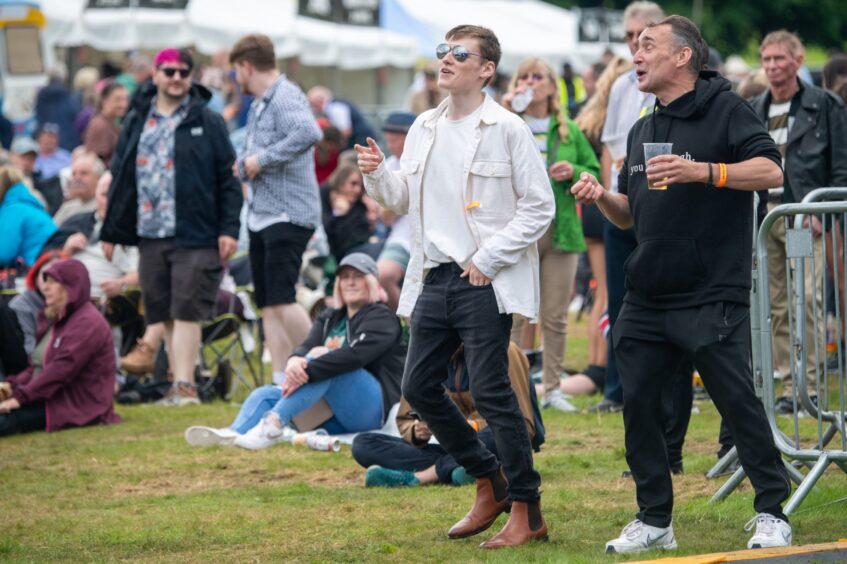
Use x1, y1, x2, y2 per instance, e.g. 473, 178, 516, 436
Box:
571, 172, 605, 205
354, 137, 384, 174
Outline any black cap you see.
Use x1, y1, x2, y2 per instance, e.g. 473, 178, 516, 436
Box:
338, 252, 378, 277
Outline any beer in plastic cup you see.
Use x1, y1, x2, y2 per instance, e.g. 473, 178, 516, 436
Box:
643, 142, 673, 190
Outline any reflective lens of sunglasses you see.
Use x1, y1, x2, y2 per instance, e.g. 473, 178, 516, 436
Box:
435, 43, 471, 62
161, 68, 190, 78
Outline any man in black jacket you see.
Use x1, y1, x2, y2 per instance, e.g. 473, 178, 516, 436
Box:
572, 15, 792, 554
101, 48, 242, 406
750, 31, 847, 414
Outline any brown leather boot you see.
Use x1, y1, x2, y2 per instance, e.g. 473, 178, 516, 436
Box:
447, 468, 510, 539
120, 340, 155, 374
480, 499, 548, 549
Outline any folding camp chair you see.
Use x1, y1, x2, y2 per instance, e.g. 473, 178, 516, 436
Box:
198, 292, 263, 400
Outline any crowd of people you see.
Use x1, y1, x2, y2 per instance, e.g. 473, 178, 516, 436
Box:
2, 0, 847, 554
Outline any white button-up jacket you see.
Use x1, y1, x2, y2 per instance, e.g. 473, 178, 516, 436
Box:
364, 94, 554, 322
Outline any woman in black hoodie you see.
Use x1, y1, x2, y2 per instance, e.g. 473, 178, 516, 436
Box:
186, 253, 403, 450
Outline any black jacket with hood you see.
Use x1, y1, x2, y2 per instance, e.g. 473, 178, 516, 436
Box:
618, 71, 782, 309
750, 79, 847, 204
292, 303, 404, 417
101, 80, 243, 248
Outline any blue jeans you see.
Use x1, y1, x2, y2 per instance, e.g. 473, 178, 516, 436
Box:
230, 368, 383, 434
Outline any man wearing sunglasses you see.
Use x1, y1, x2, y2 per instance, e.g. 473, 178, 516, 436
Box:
357, 25, 553, 548
101, 47, 242, 406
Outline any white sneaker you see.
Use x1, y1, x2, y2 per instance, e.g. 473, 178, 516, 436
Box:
746, 513, 792, 549
605, 519, 678, 554
184, 426, 239, 447
542, 389, 578, 413
233, 414, 294, 450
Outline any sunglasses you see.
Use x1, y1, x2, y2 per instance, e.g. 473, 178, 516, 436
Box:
435, 43, 484, 63
626, 30, 642, 40
519, 72, 545, 82
160, 67, 191, 79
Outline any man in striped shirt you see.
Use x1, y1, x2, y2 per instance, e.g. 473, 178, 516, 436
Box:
231, 34, 323, 387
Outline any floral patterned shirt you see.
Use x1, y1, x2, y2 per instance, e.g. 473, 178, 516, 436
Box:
135, 96, 189, 238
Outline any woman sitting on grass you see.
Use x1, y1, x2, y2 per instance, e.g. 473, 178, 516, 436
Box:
186, 253, 403, 450
352, 342, 539, 488
0, 259, 120, 436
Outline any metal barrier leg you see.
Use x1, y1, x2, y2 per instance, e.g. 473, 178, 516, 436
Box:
817, 422, 840, 450
709, 465, 747, 504
706, 447, 739, 480
783, 454, 831, 515
783, 459, 806, 485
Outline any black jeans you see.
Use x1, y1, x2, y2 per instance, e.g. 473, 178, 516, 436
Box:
603, 221, 638, 404
0, 301, 27, 377
351, 427, 498, 484
0, 402, 46, 437
614, 301, 791, 527
402, 263, 541, 501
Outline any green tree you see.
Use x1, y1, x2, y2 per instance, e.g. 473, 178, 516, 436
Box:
545, 0, 847, 57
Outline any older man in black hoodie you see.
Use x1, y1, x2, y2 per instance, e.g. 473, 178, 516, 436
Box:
572, 15, 792, 555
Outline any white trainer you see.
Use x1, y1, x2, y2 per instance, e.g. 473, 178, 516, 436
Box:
542, 389, 578, 413
746, 513, 792, 549
233, 414, 294, 450
605, 519, 678, 554
184, 426, 239, 447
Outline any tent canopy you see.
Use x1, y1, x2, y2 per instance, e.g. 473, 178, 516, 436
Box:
382, 0, 628, 73
38, 0, 419, 70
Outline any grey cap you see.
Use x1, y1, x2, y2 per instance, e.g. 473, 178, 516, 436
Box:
11, 136, 38, 155
338, 252, 378, 277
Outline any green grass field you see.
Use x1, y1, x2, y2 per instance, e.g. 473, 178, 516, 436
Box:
2, 317, 846, 563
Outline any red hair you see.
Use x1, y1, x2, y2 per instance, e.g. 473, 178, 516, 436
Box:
26, 249, 67, 291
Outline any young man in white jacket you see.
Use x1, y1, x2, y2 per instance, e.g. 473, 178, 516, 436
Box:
356, 25, 554, 549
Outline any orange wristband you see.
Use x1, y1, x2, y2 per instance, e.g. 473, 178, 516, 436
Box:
716, 163, 727, 188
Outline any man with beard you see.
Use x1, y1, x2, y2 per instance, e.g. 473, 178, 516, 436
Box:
101, 48, 242, 406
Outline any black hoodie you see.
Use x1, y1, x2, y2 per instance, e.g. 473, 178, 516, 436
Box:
618, 72, 782, 309
292, 303, 405, 418
101, 80, 243, 248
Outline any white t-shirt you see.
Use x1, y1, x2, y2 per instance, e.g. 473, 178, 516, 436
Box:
421, 105, 483, 268
77, 222, 140, 299
523, 114, 551, 159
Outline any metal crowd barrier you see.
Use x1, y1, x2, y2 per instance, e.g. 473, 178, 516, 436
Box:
710, 188, 847, 514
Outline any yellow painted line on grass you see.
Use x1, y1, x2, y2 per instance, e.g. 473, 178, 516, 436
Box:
629, 541, 847, 563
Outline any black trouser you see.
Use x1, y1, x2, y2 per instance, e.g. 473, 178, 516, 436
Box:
663, 356, 694, 470
614, 301, 791, 527
603, 221, 638, 404
351, 427, 498, 484
402, 263, 541, 501
0, 302, 27, 377
0, 402, 46, 437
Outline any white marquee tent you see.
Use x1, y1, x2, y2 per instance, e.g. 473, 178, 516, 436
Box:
383, 0, 628, 73
38, 0, 420, 70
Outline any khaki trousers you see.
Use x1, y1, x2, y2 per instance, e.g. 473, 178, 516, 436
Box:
510, 226, 579, 394
767, 202, 824, 397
